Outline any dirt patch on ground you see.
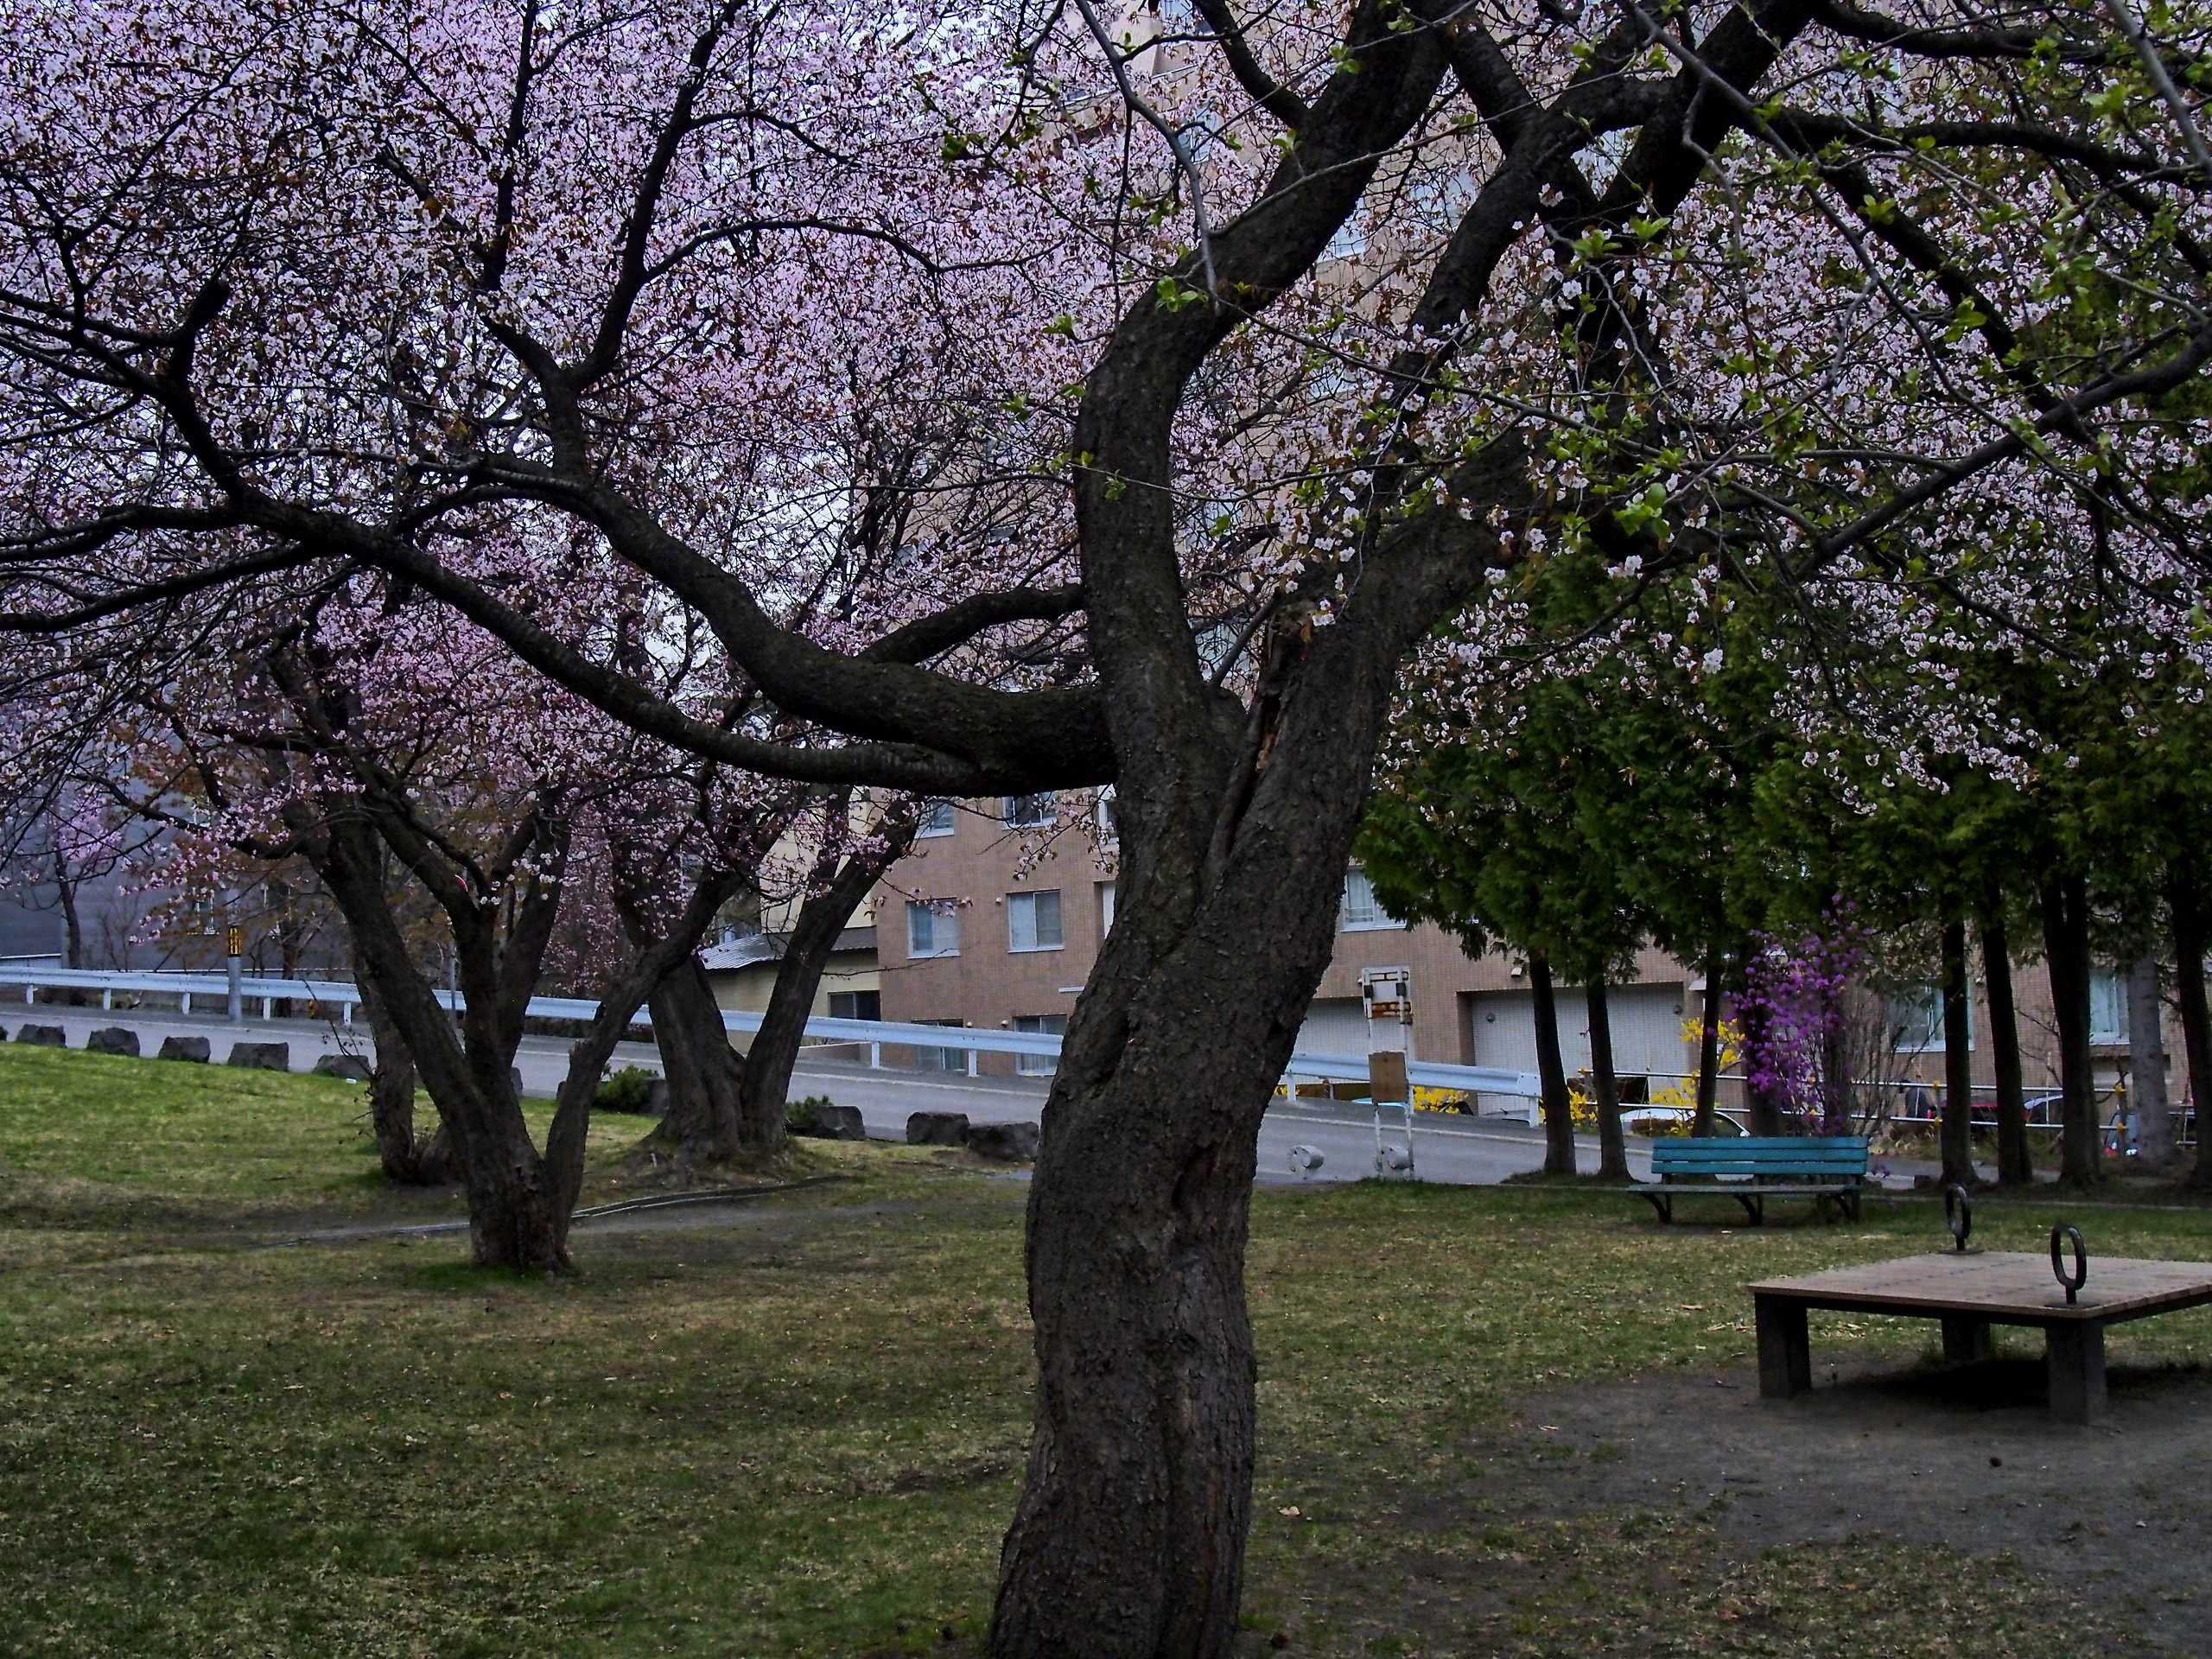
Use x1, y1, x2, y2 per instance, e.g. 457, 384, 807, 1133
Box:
1418, 1345, 2212, 1652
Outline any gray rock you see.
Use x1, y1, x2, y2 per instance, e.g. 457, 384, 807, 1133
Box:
965, 1121, 1040, 1162
313, 1054, 373, 1082
906, 1110, 970, 1147
813, 1103, 867, 1141
644, 1078, 671, 1118
512, 1065, 525, 1100
16, 1023, 67, 1047
86, 1027, 141, 1058
157, 1035, 212, 1064
227, 1041, 290, 1071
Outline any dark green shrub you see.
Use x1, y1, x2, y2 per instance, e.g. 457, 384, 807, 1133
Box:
594, 1065, 659, 1115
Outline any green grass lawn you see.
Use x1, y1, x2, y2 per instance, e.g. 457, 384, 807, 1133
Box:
3, 1042, 2209, 1656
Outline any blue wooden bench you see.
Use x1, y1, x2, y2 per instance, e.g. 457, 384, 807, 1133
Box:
1630, 1136, 1870, 1224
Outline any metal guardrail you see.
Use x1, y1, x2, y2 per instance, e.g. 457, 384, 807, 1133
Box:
0, 964, 1545, 1099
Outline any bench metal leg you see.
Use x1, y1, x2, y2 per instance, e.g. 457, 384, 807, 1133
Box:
1756, 1298, 1811, 1400
1734, 1193, 1764, 1226
1641, 1193, 1672, 1224
1941, 1316, 1993, 1364
2046, 1322, 2107, 1424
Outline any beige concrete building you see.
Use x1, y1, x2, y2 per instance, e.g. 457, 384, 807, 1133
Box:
700, 823, 885, 1023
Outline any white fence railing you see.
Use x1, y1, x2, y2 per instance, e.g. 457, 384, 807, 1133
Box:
0, 964, 1545, 1101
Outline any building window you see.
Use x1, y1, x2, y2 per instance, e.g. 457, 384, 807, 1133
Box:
916, 799, 956, 837
1014, 1013, 1067, 1076
1098, 880, 1116, 936
1322, 211, 1370, 264
916, 1017, 966, 1073
2089, 969, 2128, 1046
906, 901, 960, 959
828, 990, 880, 1022
1096, 789, 1118, 842
1004, 792, 1057, 828
1008, 889, 1064, 952
1885, 983, 1967, 1052
1339, 868, 1399, 931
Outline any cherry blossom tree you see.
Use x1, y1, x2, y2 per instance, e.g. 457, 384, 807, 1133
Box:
5, 0, 2212, 1649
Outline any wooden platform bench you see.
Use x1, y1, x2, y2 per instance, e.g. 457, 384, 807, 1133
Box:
1629, 1135, 1869, 1225
1749, 1252, 2212, 1424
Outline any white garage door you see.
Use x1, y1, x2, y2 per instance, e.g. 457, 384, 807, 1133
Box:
1469, 983, 1687, 1085
1294, 995, 1372, 1057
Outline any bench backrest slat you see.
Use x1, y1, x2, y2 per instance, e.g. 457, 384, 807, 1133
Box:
1650, 1135, 1868, 1179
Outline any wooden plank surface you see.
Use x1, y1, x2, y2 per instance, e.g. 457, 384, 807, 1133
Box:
1750, 1252, 2212, 1323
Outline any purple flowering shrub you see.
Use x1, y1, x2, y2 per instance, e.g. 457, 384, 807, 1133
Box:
1737, 905, 1869, 1135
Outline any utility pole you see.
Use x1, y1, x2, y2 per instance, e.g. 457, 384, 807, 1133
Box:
226, 922, 244, 1024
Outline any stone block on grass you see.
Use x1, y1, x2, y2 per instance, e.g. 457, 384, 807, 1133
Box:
313, 1054, 373, 1082
158, 1035, 212, 1064
966, 1121, 1040, 1162
86, 1027, 141, 1058
16, 1024, 66, 1047
227, 1041, 290, 1071
810, 1103, 867, 1141
906, 1110, 970, 1147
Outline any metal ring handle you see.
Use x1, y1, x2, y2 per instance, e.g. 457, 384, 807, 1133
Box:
1944, 1185, 1973, 1251
2050, 1224, 2088, 1305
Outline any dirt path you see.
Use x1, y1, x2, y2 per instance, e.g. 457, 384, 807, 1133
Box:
1433, 1348, 2211, 1652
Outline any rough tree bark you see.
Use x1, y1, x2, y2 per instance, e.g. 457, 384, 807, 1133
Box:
1587, 973, 1628, 1179
988, 490, 1500, 1653
1980, 905, 2032, 1186
985, 1, 1813, 1647
2126, 950, 2172, 1165
303, 805, 579, 1268
2169, 857, 2212, 1191
2039, 871, 2105, 1188
1529, 952, 1578, 1176
740, 835, 906, 1119
1939, 917, 1975, 1189
640, 817, 914, 1165
1693, 947, 1724, 1138
641, 956, 750, 1163
354, 957, 454, 1185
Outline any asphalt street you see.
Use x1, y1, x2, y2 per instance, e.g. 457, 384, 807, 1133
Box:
4, 1001, 1947, 1188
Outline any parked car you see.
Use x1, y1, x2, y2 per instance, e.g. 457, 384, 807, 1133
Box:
1619, 1106, 1747, 1138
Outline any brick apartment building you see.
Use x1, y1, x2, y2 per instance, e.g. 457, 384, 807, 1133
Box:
872, 791, 1703, 1101
869, 791, 2196, 1128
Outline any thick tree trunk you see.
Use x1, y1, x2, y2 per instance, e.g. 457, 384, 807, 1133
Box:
2171, 859, 2212, 1191
305, 819, 574, 1268
1819, 1000, 1852, 1134
1939, 917, 1975, 1189
1693, 948, 1723, 1137
989, 365, 1494, 1649
2126, 950, 2172, 1165
642, 957, 749, 1163
2039, 872, 2105, 1188
355, 962, 454, 1185
1529, 952, 1577, 1176
734, 836, 907, 1130
1980, 906, 2032, 1185
1587, 974, 1627, 1179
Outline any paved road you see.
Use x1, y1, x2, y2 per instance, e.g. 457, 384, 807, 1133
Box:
3, 1001, 1946, 1188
